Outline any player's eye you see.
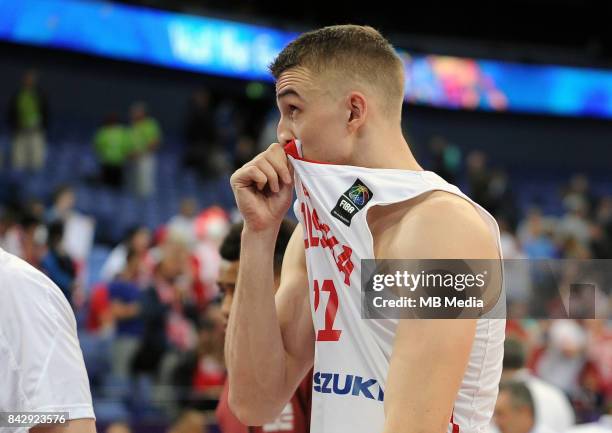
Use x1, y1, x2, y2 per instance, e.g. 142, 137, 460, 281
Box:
288, 105, 299, 118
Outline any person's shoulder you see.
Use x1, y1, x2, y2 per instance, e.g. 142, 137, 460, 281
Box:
147, 116, 161, 128
0, 249, 71, 325
527, 374, 572, 403
407, 190, 485, 224
108, 279, 139, 296
107, 279, 123, 294
386, 190, 497, 259
0, 248, 56, 294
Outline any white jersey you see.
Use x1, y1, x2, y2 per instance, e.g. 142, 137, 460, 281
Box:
286, 141, 505, 433
566, 416, 612, 433
0, 248, 95, 431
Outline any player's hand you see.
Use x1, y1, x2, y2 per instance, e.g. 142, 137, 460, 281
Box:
230, 142, 293, 232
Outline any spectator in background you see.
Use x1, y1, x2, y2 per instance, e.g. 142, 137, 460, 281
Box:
131, 235, 196, 387
466, 150, 490, 207
493, 381, 555, 433
533, 320, 588, 395
19, 212, 46, 267
428, 135, 461, 183
168, 198, 199, 243
0, 208, 45, 265
487, 169, 519, 229
558, 197, 593, 259
497, 216, 524, 260
41, 221, 77, 305
592, 196, 612, 258
193, 206, 230, 304
6, 69, 48, 171
499, 338, 575, 432
127, 102, 161, 197
85, 280, 113, 334
94, 112, 129, 189
566, 399, 612, 433
531, 320, 603, 421
183, 89, 219, 176
596, 197, 612, 235
589, 222, 612, 259
44, 184, 95, 267
584, 320, 612, 404
564, 174, 597, 216
496, 216, 532, 316
517, 208, 558, 259
46, 184, 76, 224
0, 208, 16, 253
172, 316, 225, 411
109, 248, 144, 381
100, 225, 152, 284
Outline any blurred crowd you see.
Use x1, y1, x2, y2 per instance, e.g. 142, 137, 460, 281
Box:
1, 69, 611, 433
429, 135, 612, 261
1, 70, 271, 195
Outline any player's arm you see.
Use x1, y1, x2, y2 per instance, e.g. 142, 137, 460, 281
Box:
110, 298, 140, 319
4, 265, 97, 433
381, 193, 500, 433
227, 224, 314, 425
226, 144, 314, 425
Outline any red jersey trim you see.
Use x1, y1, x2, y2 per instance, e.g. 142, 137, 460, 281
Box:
450, 409, 460, 433
283, 140, 335, 165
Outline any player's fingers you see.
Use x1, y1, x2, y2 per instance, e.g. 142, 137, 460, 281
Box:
249, 166, 269, 191
267, 143, 292, 184
255, 157, 280, 193
231, 165, 267, 191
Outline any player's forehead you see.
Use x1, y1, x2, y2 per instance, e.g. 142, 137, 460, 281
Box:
275, 66, 317, 99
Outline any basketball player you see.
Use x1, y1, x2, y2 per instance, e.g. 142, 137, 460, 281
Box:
0, 247, 96, 432
226, 25, 504, 433
215, 219, 311, 433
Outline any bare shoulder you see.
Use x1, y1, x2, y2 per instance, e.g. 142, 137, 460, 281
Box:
369, 190, 498, 259
407, 190, 489, 229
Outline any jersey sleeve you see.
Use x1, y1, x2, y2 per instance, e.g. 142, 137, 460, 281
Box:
0, 253, 95, 420
28, 287, 96, 419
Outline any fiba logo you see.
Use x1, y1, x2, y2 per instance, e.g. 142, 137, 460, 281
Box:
332, 179, 373, 226
348, 184, 370, 206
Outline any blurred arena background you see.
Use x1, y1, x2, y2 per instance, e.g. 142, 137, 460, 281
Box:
0, 1, 611, 432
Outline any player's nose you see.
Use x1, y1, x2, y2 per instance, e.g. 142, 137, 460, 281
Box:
276, 119, 295, 146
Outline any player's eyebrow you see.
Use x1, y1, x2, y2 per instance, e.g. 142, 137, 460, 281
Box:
276, 88, 303, 101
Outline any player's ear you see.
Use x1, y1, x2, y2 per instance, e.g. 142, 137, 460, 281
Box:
346, 91, 367, 132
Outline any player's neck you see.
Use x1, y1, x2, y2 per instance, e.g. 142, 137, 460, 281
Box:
348, 130, 422, 171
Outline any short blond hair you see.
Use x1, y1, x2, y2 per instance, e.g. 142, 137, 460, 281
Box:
270, 25, 405, 117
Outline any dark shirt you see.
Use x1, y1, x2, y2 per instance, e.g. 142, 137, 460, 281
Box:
108, 279, 143, 337
41, 249, 75, 304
